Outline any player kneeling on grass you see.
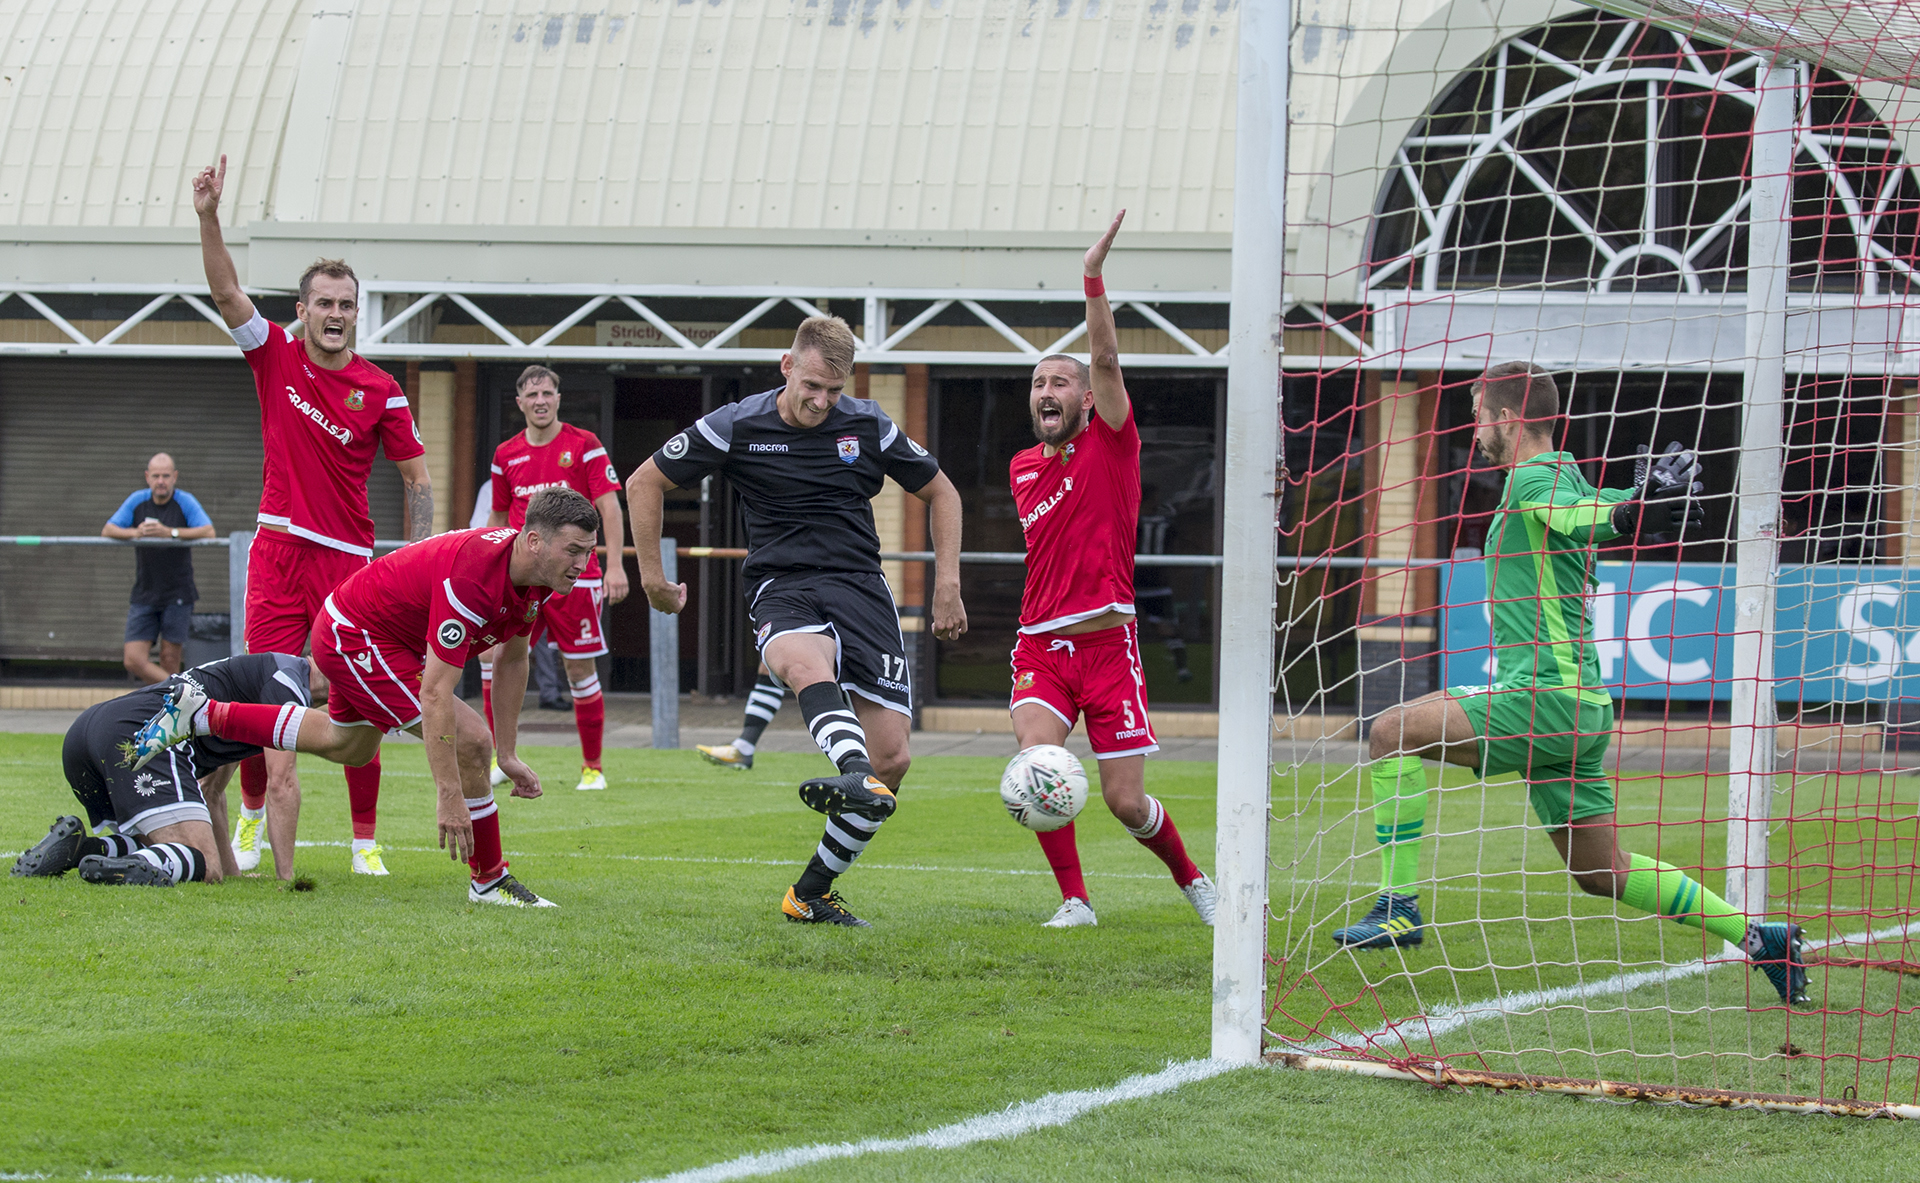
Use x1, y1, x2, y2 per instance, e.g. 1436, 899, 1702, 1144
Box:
127, 487, 604, 908
11, 653, 312, 887
1335, 362, 1808, 1007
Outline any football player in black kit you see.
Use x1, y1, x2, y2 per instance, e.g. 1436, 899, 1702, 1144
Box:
11, 653, 313, 886
627, 316, 967, 927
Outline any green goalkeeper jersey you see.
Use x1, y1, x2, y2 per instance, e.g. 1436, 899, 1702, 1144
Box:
1483, 451, 1632, 703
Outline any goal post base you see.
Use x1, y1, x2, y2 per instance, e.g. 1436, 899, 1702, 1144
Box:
1266, 1052, 1920, 1120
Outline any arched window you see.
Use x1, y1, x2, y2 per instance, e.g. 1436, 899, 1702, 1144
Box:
1366, 13, 1920, 295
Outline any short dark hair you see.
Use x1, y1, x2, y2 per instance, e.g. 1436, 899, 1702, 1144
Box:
516, 364, 561, 394
1476, 362, 1559, 431
298, 258, 358, 303
1034, 353, 1090, 388
523, 487, 600, 539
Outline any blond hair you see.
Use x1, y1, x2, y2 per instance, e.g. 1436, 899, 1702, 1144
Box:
791, 315, 858, 377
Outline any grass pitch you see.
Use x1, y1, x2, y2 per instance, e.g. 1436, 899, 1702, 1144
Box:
1, 735, 1914, 1181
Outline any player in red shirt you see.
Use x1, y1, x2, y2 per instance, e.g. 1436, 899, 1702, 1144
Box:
1007, 212, 1216, 929
194, 155, 434, 880
479, 365, 628, 793
130, 488, 605, 907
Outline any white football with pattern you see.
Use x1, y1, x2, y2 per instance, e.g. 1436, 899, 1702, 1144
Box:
999, 744, 1088, 832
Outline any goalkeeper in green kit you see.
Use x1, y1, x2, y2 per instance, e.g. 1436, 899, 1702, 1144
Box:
1334, 362, 1808, 1007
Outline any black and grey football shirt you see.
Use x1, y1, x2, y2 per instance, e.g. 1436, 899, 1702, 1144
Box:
651, 388, 940, 582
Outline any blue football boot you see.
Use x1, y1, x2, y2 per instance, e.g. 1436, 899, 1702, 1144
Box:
1748, 922, 1810, 1007
1332, 892, 1424, 949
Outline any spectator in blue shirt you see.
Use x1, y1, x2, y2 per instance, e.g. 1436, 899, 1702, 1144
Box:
103, 453, 215, 683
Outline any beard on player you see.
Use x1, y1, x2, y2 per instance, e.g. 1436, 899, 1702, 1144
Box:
1029, 393, 1087, 448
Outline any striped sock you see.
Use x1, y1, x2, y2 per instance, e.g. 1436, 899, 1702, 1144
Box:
797, 682, 872, 776
738, 673, 786, 754
795, 812, 884, 896
1371, 756, 1429, 894
1620, 853, 1750, 946
135, 842, 207, 884
81, 831, 143, 859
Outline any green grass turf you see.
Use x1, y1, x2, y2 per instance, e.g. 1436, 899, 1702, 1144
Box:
1, 736, 1916, 1182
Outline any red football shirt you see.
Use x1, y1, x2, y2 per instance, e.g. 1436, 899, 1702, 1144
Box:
326, 528, 551, 667
1009, 409, 1141, 633
236, 315, 425, 555
489, 423, 620, 580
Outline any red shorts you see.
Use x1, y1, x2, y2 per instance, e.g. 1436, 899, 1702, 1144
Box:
1008, 621, 1159, 759
533, 579, 607, 659
311, 595, 426, 731
245, 528, 368, 655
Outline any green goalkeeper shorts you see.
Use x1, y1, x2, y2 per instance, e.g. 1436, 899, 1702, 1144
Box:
1443, 683, 1616, 828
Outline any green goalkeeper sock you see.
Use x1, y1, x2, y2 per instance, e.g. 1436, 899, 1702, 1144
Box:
1370, 756, 1428, 894
1619, 853, 1748, 945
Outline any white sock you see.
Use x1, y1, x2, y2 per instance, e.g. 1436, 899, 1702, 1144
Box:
732, 737, 757, 757
352, 837, 376, 853
241, 806, 264, 821
191, 703, 213, 736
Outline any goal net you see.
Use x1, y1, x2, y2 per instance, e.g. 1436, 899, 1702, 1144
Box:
1241, 0, 1920, 1114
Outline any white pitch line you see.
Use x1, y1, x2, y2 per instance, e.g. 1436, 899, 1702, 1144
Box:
635, 1057, 1244, 1183
646, 917, 1920, 1182
1279, 918, 1920, 1055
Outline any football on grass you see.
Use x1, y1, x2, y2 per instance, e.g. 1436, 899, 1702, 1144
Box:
999, 744, 1089, 832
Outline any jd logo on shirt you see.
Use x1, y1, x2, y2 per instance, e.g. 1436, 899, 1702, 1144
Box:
438, 619, 467, 649
664, 433, 690, 460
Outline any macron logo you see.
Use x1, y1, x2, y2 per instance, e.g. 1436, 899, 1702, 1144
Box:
1015, 471, 1039, 485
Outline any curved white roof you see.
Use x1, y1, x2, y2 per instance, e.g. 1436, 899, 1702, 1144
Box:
1, 0, 1239, 235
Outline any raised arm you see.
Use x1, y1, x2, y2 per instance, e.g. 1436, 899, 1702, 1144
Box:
192, 155, 257, 330
396, 455, 434, 543
625, 458, 686, 614
910, 470, 967, 640
1084, 210, 1130, 430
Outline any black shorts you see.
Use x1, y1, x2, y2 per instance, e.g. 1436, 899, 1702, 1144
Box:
62, 694, 210, 836
748, 570, 912, 715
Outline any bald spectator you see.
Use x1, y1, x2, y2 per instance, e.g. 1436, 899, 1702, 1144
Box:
103, 453, 216, 683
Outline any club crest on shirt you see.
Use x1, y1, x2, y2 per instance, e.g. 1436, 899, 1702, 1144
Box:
345, 389, 365, 411
837, 436, 860, 464
1013, 670, 1035, 691
559, 450, 574, 467
524, 602, 540, 622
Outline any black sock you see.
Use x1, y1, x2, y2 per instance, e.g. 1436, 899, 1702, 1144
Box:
135, 843, 207, 884
797, 682, 873, 776
739, 673, 785, 748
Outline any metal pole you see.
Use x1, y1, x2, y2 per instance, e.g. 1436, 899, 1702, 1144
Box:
1213, 0, 1286, 1066
228, 530, 253, 657
651, 537, 681, 749
1727, 62, 1792, 917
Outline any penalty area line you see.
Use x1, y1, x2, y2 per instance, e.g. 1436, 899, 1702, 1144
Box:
634, 1057, 1245, 1183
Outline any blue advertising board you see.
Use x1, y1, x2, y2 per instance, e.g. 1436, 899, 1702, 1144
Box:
1441, 562, 1920, 703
